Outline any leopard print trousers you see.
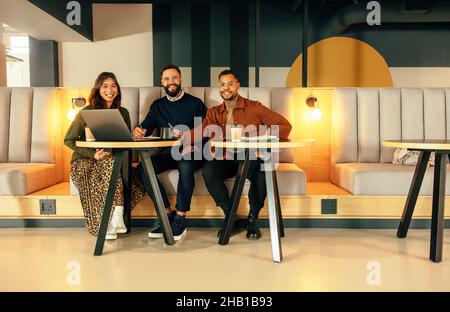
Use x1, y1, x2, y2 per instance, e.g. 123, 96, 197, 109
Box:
71, 154, 145, 236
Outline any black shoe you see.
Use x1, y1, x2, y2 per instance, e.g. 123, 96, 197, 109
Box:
246, 213, 261, 240
148, 210, 176, 238
171, 214, 187, 241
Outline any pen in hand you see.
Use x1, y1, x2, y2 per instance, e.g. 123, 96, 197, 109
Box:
134, 123, 146, 137
168, 122, 181, 138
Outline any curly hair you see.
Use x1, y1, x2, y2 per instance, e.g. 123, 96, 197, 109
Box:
88, 72, 122, 109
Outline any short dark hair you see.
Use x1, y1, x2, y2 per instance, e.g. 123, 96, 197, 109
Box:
161, 64, 181, 77
218, 69, 239, 82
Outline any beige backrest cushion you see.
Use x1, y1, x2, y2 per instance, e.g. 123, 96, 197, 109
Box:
401, 88, 424, 140
249, 87, 271, 108
184, 87, 205, 103
332, 88, 450, 164
424, 88, 446, 140
379, 88, 401, 163
331, 88, 358, 164
270, 88, 297, 163
31, 88, 59, 163
0, 88, 11, 162
8, 88, 33, 163
357, 88, 380, 163
121, 87, 139, 129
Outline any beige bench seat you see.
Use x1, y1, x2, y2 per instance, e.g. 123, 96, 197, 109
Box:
0, 163, 60, 195
333, 163, 450, 195
158, 163, 306, 196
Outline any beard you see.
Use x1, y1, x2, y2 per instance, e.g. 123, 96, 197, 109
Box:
220, 90, 238, 101
164, 83, 182, 97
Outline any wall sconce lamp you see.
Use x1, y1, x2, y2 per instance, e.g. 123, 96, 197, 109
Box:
67, 97, 87, 121
306, 94, 322, 121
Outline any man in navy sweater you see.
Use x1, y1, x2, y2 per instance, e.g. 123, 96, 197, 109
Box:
133, 65, 207, 240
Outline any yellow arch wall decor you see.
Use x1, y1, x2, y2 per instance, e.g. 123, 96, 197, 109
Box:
286, 37, 393, 87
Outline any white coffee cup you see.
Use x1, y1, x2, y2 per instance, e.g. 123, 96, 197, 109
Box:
230, 126, 243, 142
85, 127, 95, 141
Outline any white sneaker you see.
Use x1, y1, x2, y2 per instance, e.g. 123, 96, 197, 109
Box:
105, 221, 117, 240
111, 206, 127, 234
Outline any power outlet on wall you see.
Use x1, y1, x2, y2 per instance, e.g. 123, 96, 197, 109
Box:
321, 199, 337, 215
39, 199, 56, 215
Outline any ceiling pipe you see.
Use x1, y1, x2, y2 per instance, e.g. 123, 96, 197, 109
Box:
329, 0, 450, 34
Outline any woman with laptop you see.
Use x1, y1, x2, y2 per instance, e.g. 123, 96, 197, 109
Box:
64, 72, 145, 240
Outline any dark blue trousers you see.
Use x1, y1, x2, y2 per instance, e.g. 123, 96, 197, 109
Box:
137, 150, 203, 212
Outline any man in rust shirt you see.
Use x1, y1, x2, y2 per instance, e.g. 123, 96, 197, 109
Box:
200, 69, 292, 240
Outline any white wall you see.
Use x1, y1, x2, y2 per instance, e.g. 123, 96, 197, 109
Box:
59, 31, 153, 87
6, 52, 30, 87
389, 67, 450, 88
0, 44, 6, 86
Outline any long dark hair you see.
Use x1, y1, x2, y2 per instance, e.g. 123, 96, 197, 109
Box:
89, 72, 122, 109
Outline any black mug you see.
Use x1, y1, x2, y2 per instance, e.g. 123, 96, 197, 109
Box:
160, 127, 174, 140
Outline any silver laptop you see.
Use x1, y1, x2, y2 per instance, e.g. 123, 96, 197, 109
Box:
79, 109, 158, 142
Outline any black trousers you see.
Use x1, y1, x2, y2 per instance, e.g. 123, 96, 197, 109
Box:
202, 158, 266, 217
136, 150, 203, 212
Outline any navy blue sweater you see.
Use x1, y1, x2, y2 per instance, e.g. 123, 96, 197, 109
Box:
141, 92, 207, 136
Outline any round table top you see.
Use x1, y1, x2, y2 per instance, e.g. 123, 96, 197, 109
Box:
210, 139, 315, 149
383, 140, 450, 150
76, 139, 181, 149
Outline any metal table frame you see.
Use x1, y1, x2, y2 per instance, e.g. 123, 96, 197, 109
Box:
218, 148, 285, 263
397, 150, 449, 262
74, 140, 179, 256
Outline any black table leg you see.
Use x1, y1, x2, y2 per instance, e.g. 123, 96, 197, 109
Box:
94, 151, 125, 256
272, 169, 285, 238
264, 155, 282, 262
430, 152, 447, 262
140, 151, 175, 245
219, 150, 251, 245
397, 151, 431, 238
121, 150, 132, 233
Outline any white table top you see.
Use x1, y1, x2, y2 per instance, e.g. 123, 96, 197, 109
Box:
383, 140, 450, 150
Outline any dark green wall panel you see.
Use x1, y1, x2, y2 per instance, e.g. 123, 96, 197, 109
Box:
210, 0, 230, 67
171, 0, 191, 67
152, 2, 172, 86
191, 3, 210, 86
230, 0, 249, 86
29, 37, 59, 87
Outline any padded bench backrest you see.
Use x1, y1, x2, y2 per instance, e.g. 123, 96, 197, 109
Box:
0, 87, 61, 167
331, 88, 450, 164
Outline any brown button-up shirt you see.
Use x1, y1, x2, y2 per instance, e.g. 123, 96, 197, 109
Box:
195, 95, 292, 141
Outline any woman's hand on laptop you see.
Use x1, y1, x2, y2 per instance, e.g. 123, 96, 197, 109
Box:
94, 149, 110, 160
133, 127, 146, 138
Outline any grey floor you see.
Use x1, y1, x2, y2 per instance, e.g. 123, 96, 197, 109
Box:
1, 228, 449, 291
